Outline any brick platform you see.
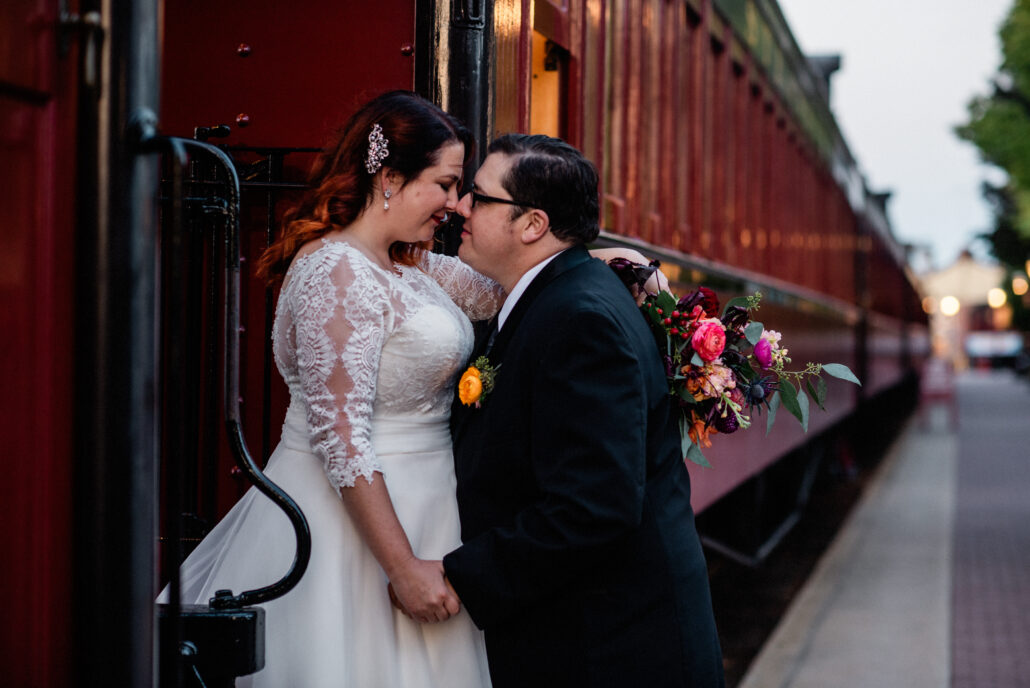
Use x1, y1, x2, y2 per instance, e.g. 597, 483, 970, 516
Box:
952, 371, 1030, 687
738, 370, 1030, 688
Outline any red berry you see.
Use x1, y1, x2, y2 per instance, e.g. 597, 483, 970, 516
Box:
656, 308, 663, 315
671, 328, 680, 335
663, 318, 672, 325
681, 332, 689, 340
672, 310, 680, 318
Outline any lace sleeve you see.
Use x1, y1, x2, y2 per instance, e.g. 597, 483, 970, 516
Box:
292, 252, 391, 490
421, 251, 505, 321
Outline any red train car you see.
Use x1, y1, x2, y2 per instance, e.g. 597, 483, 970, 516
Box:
1, 0, 925, 684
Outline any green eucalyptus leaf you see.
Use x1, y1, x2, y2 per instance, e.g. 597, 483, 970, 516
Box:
691, 352, 705, 367
686, 441, 711, 468
805, 377, 827, 411
679, 414, 711, 467
679, 415, 691, 451
744, 321, 764, 346
822, 363, 861, 386
722, 296, 750, 315
798, 389, 810, 432
766, 391, 780, 435
778, 380, 803, 423
735, 363, 756, 382
646, 306, 665, 328
656, 291, 678, 314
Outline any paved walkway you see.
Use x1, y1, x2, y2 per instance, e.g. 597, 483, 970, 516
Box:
952, 371, 1030, 687
739, 370, 1030, 688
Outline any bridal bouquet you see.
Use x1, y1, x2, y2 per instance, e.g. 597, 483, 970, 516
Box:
608, 258, 860, 467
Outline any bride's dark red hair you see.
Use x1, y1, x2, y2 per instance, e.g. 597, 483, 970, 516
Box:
256, 91, 473, 284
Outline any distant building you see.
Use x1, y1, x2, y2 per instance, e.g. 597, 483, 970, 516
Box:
919, 250, 1017, 369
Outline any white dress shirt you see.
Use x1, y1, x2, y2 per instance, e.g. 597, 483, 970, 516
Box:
496, 250, 567, 331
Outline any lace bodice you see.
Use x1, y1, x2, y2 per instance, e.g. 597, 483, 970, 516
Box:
272, 240, 503, 490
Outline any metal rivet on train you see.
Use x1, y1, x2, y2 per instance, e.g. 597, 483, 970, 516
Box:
237, 43, 251, 57
400, 44, 414, 57
236, 113, 251, 127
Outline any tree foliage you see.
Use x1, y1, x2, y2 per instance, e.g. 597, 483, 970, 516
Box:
958, 0, 1030, 266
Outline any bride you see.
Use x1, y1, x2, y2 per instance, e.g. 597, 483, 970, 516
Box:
165, 90, 660, 686
166, 91, 499, 687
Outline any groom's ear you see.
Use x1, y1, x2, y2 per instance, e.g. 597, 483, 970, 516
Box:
519, 208, 551, 244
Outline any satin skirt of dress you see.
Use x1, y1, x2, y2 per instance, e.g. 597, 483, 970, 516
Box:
160, 401, 491, 688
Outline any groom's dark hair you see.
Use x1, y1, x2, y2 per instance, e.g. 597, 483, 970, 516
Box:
487, 134, 600, 244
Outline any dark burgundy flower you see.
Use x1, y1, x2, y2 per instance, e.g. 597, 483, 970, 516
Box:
714, 411, 739, 434
677, 287, 719, 318
607, 258, 659, 294
721, 349, 748, 370
721, 305, 749, 331
662, 354, 676, 379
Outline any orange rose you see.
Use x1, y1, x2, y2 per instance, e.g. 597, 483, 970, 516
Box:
458, 367, 483, 406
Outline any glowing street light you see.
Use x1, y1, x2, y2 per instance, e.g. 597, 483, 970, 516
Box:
1014, 276, 1029, 296
940, 296, 960, 316
987, 288, 1007, 309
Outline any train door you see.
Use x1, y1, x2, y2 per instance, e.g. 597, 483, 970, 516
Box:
0, 1, 86, 684
157, 0, 420, 541
154, 2, 429, 684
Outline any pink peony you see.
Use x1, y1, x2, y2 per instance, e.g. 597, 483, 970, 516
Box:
691, 319, 726, 362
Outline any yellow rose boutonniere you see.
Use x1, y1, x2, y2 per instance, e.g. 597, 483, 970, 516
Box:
458, 356, 499, 407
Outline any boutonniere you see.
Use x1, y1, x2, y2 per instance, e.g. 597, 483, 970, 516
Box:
458, 356, 500, 407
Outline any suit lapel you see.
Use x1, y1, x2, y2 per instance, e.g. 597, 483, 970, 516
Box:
452, 246, 592, 444
452, 318, 492, 433
485, 245, 591, 363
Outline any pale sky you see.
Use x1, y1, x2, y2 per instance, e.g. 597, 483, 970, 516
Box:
777, 0, 1013, 270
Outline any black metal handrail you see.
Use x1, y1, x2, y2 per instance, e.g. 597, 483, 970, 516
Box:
161, 137, 312, 610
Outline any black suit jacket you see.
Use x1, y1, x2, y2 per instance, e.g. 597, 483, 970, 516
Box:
444, 246, 724, 688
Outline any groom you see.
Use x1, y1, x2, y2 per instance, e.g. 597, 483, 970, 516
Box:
443, 134, 725, 688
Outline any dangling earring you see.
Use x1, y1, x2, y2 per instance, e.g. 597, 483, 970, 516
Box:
383, 188, 392, 211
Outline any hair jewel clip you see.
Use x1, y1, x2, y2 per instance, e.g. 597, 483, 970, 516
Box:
365, 123, 390, 174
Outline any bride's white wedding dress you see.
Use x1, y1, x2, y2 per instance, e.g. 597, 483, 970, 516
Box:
164, 239, 500, 687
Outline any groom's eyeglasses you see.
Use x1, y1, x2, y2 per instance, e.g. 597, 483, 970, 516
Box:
467, 185, 537, 211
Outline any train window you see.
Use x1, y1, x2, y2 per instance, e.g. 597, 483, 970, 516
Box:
530, 30, 567, 137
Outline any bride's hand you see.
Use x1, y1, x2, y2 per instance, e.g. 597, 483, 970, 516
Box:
388, 557, 461, 623
387, 581, 410, 618
591, 247, 670, 304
